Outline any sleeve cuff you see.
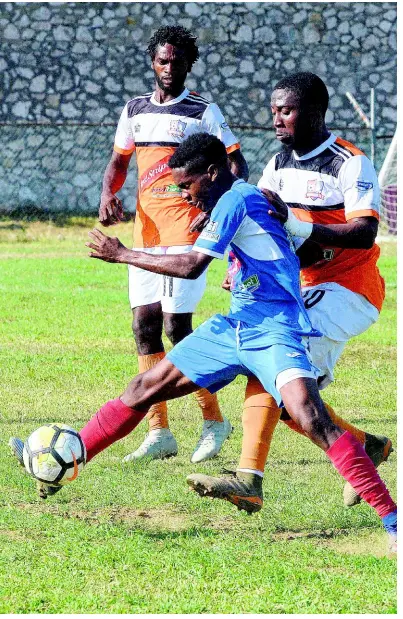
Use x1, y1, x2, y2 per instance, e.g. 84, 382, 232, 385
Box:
113, 144, 135, 155
345, 209, 380, 221
226, 143, 240, 155
193, 246, 225, 260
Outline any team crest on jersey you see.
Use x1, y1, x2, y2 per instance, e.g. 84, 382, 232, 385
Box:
200, 220, 220, 242
134, 123, 141, 133
239, 274, 260, 293
168, 119, 187, 139
279, 178, 284, 191
306, 179, 325, 201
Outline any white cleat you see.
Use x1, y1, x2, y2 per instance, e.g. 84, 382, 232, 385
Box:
123, 428, 178, 462
191, 417, 233, 463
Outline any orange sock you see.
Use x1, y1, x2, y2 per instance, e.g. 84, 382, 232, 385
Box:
238, 377, 281, 472
138, 353, 168, 430
281, 402, 366, 444
193, 388, 223, 422
323, 402, 366, 444
281, 418, 307, 436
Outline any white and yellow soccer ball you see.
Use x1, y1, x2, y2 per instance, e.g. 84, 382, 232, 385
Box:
23, 424, 86, 486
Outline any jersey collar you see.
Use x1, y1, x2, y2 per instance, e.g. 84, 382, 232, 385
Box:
293, 133, 336, 161
150, 88, 189, 107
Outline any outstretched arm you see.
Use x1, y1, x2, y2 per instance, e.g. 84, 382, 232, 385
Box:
86, 229, 213, 279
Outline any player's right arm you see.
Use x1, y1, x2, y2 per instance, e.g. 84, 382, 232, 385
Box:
99, 103, 136, 227
99, 151, 132, 226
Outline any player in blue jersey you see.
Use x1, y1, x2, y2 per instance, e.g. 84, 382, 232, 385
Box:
10, 133, 396, 547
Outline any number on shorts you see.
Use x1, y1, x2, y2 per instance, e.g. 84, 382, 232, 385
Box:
303, 289, 325, 309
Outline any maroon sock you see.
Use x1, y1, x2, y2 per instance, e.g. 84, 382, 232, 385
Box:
79, 398, 146, 462
327, 431, 396, 518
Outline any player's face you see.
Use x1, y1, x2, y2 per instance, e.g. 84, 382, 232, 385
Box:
152, 44, 189, 94
271, 89, 302, 148
172, 167, 216, 212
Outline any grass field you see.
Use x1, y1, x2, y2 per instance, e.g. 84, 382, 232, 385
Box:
0, 218, 397, 614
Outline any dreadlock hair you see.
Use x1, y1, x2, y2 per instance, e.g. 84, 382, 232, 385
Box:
273, 72, 329, 116
147, 26, 199, 69
169, 133, 228, 175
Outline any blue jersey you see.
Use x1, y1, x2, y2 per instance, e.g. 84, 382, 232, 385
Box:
193, 179, 320, 339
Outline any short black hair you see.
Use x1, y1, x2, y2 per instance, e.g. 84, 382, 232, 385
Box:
273, 72, 329, 116
147, 26, 199, 69
169, 133, 228, 174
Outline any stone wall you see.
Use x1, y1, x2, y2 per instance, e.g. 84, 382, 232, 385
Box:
0, 2, 397, 213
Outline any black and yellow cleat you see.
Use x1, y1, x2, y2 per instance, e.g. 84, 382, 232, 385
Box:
187, 470, 263, 514
344, 434, 394, 507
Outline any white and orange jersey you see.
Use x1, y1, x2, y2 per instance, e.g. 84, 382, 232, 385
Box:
114, 88, 240, 248
258, 133, 385, 311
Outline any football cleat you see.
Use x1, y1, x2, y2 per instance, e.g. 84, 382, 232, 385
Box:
9, 437, 62, 499
343, 434, 394, 507
123, 428, 178, 462
190, 417, 233, 463
187, 470, 263, 513
9, 437, 24, 467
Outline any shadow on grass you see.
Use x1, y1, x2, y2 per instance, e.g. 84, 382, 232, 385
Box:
0, 206, 134, 227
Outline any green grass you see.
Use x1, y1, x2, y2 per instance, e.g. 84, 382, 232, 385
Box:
0, 219, 397, 613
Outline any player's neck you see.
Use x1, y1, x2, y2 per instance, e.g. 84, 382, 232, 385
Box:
153, 84, 186, 104
293, 128, 331, 157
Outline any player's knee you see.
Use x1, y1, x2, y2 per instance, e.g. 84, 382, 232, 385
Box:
164, 315, 192, 345
132, 314, 162, 351
292, 401, 334, 441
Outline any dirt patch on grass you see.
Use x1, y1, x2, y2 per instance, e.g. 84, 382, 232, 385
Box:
0, 529, 28, 541
322, 529, 394, 559
14, 502, 195, 532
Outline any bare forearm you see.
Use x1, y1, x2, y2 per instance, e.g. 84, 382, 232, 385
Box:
310, 220, 378, 249
117, 248, 207, 279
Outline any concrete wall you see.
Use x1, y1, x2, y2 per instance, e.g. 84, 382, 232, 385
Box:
0, 2, 397, 213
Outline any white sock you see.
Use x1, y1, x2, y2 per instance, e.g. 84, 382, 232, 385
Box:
237, 468, 264, 478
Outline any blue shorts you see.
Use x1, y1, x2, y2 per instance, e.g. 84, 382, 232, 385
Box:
167, 314, 317, 406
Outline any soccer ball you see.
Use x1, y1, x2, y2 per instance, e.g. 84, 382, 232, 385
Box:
23, 424, 86, 486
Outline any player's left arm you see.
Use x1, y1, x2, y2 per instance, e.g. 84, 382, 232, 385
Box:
86, 229, 213, 279
282, 155, 380, 249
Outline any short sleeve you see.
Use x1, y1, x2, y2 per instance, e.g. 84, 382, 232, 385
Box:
201, 103, 240, 154
257, 156, 278, 192
113, 104, 136, 155
338, 155, 380, 220
193, 191, 246, 259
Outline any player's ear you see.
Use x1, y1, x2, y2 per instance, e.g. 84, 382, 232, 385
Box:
207, 164, 219, 181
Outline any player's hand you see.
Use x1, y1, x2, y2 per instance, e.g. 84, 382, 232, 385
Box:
99, 193, 124, 227
260, 188, 289, 223
221, 272, 232, 292
190, 211, 210, 233
86, 228, 127, 263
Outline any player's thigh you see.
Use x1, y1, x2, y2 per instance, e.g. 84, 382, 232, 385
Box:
162, 245, 207, 314
240, 335, 316, 407
303, 283, 379, 389
166, 314, 244, 393
302, 283, 379, 340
